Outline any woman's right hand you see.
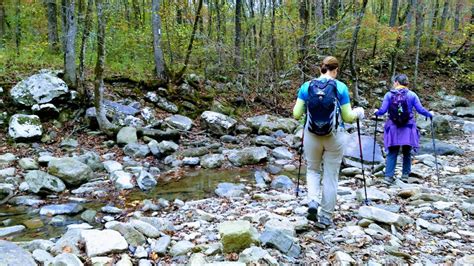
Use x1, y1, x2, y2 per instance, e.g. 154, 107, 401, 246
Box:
353, 107, 365, 120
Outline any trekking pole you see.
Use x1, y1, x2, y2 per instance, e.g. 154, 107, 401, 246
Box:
371, 116, 378, 174
296, 126, 305, 197
356, 119, 369, 206
429, 117, 440, 185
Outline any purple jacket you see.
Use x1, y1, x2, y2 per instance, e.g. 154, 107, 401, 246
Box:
375, 88, 432, 151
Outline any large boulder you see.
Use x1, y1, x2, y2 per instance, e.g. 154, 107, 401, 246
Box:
418, 138, 464, 156
39, 203, 83, 216
441, 95, 470, 107
123, 143, 150, 158
169, 240, 195, 257
454, 106, 474, 118
343, 133, 383, 169
0, 184, 14, 205
358, 206, 413, 227
117, 127, 138, 145
200, 154, 225, 169
463, 121, 474, 134
246, 114, 299, 134
259, 229, 300, 258
165, 114, 193, 131
227, 147, 268, 166
200, 111, 237, 136
215, 183, 245, 198
81, 229, 128, 257
25, 170, 66, 193
218, 220, 259, 253
8, 114, 43, 140
10, 73, 69, 106
0, 240, 36, 266
48, 158, 94, 186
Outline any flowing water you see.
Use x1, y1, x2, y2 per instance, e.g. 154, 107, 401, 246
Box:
0, 168, 278, 241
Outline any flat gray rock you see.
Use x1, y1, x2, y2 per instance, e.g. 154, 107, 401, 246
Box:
81, 229, 128, 257
0, 240, 36, 266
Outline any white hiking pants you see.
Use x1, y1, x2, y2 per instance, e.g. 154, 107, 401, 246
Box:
304, 128, 348, 219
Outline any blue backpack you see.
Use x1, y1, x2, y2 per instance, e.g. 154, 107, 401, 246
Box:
306, 79, 339, 136
388, 89, 410, 126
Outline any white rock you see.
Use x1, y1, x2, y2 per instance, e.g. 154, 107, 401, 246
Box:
8, 114, 43, 139
51, 253, 83, 266
115, 254, 133, 266
103, 160, 123, 173
90, 257, 113, 266
80, 229, 128, 257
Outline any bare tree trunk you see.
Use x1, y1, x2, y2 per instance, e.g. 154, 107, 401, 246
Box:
249, 0, 257, 49
299, 0, 309, 76
94, 0, 117, 136
454, 0, 462, 32
62, 0, 77, 88
349, 0, 368, 102
404, 0, 415, 48
15, 0, 21, 55
78, 0, 93, 97
389, 0, 399, 27
177, 0, 203, 79
0, 0, 5, 48
436, 0, 449, 49
234, 0, 242, 67
270, 0, 277, 72
328, 0, 338, 52
429, 0, 439, 44
215, 0, 221, 42
414, 0, 424, 88
315, 0, 323, 26
44, 0, 60, 52
152, 0, 167, 81
123, 0, 130, 23
132, 0, 141, 29
372, 0, 384, 57
259, 0, 266, 46
207, 0, 213, 38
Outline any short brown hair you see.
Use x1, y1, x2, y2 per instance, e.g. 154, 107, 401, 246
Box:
321, 56, 339, 74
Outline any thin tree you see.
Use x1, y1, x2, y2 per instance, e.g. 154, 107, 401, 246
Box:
315, 0, 323, 26
414, 0, 424, 87
404, 0, 415, 48
44, 0, 60, 52
0, 0, 5, 48
299, 0, 309, 76
176, 0, 204, 80
78, 0, 93, 98
436, 0, 449, 49
390, 4, 411, 78
235, 0, 242, 68
94, 0, 118, 136
372, 0, 384, 57
429, 0, 440, 44
15, 0, 21, 55
62, 0, 77, 88
270, 0, 277, 72
152, 0, 167, 82
389, 0, 399, 27
454, 0, 463, 32
328, 0, 338, 51
348, 0, 368, 101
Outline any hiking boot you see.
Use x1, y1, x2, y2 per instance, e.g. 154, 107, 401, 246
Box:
382, 176, 395, 185
306, 200, 319, 222
315, 216, 333, 229
401, 174, 409, 182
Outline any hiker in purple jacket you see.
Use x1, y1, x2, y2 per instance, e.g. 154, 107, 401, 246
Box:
374, 74, 433, 184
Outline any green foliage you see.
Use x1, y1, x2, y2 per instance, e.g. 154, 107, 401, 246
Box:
0, 0, 471, 95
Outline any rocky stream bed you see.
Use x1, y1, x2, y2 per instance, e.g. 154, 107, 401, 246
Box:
0, 71, 473, 265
